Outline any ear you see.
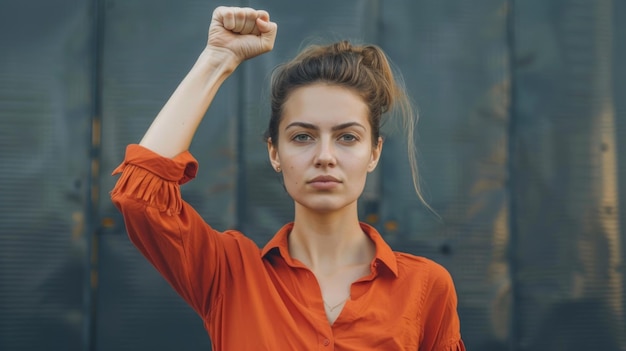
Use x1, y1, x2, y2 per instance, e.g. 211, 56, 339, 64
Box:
267, 138, 281, 171
367, 137, 383, 172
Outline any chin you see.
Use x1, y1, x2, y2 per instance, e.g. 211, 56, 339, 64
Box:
294, 197, 358, 214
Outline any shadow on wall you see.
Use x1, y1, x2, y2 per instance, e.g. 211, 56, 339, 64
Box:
527, 298, 622, 351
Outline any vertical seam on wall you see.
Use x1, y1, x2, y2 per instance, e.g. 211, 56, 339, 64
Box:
84, 0, 105, 350
505, 0, 519, 350
373, 0, 382, 45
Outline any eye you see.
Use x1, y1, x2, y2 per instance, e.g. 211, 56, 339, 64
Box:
339, 134, 358, 142
292, 133, 312, 142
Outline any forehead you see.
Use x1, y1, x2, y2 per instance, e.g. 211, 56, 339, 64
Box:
280, 83, 370, 129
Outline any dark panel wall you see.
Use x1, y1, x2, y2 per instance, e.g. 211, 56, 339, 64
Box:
512, 1, 625, 349
615, 0, 626, 348
0, 1, 93, 351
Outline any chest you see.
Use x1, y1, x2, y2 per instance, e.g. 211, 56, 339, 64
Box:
256, 262, 421, 349
313, 263, 371, 324
213, 279, 421, 351
207, 257, 425, 351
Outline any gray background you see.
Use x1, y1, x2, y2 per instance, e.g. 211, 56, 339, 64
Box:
1, 0, 624, 350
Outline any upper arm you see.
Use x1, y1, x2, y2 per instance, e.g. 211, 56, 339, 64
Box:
110, 144, 240, 319
113, 191, 228, 317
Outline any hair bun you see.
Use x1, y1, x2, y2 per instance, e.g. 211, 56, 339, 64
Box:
360, 45, 384, 71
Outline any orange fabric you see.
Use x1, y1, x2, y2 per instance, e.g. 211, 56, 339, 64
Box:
111, 144, 466, 351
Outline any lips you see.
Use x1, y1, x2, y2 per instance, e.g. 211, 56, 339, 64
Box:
307, 175, 341, 183
307, 175, 342, 190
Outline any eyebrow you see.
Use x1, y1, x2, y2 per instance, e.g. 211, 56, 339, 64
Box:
284, 121, 367, 132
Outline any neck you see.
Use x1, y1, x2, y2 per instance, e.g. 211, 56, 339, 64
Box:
288, 203, 375, 273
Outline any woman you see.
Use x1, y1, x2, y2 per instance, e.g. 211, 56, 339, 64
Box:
111, 6, 465, 351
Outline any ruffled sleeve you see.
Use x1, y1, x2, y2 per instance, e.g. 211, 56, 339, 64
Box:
110, 144, 241, 319
419, 262, 466, 351
111, 144, 198, 213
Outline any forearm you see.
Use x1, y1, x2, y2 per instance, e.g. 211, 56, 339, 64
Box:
139, 47, 239, 158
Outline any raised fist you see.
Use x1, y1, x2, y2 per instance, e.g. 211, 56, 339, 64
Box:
208, 6, 278, 63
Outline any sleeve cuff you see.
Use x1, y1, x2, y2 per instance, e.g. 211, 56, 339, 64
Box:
112, 144, 199, 185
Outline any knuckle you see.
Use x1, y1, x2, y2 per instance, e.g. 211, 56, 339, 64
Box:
213, 6, 227, 16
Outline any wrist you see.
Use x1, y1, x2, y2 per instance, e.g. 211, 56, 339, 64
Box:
198, 46, 240, 75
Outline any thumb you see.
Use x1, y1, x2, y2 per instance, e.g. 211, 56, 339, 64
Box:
256, 18, 277, 49
256, 17, 276, 34
256, 10, 270, 23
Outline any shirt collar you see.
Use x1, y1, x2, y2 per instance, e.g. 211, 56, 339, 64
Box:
261, 222, 398, 278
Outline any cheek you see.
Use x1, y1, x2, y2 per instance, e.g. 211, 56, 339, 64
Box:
345, 149, 374, 168
282, 165, 300, 187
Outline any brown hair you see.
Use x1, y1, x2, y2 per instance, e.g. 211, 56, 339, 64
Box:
266, 40, 433, 212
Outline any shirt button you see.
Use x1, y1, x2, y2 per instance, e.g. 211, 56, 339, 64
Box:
323, 339, 330, 346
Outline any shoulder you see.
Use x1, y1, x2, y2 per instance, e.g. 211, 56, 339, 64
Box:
395, 252, 456, 292
220, 229, 262, 251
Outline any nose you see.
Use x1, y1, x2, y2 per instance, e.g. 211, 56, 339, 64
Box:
314, 137, 336, 168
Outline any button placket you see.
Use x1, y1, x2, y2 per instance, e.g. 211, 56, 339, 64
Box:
318, 334, 333, 349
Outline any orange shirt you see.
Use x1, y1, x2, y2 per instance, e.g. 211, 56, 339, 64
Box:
111, 145, 465, 351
